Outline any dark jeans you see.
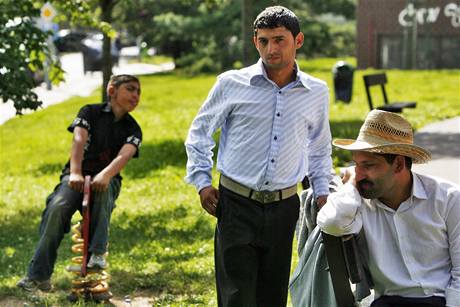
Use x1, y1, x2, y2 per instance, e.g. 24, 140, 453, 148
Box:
371, 295, 446, 307
27, 175, 120, 281
215, 186, 300, 307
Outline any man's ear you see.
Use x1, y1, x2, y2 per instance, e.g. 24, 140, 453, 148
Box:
107, 84, 116, 98
295, 32, 304, 49
394, 155, 406, 173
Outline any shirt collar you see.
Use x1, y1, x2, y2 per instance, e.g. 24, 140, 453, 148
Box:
102, 102, 128, 121
249, 58, 312, 90
371, 172, 428, 212
102, 102, 112, 113
411, 172, 428, 200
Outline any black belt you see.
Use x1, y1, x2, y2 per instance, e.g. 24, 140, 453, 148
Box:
220, 175, 297, 204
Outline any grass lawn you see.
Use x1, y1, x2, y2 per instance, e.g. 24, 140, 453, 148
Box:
0, 58, 459, 306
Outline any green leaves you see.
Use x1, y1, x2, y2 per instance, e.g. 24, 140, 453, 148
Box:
0, 0, 120, 115
0, 0, 63, 114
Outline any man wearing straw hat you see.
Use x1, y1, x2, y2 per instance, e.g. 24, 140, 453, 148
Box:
318, 110, 460, 307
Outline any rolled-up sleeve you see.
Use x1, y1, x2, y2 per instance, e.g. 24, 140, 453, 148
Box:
317, 183, 363, 236
125, 128, 142, 158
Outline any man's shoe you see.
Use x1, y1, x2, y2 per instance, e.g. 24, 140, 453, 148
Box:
87, 254, 107, 269
17, 276, 52, 292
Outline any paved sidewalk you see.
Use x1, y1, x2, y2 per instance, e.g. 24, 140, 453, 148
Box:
412, 116, 460, 184
0, 52, 174, 125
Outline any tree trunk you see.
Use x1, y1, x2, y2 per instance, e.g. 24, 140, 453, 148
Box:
241, 0, 254, 66
100, 0, 115, 102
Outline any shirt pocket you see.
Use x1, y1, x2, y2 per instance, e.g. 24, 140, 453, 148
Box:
292, 115, 310, 147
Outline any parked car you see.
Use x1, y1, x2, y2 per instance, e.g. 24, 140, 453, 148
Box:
81, 33, 121, 73
54, 29, 87, 53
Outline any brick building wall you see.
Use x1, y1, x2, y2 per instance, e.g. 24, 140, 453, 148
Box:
357, 0, 460, 69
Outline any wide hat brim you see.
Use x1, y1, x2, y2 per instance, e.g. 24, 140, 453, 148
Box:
333, 139, 431, 164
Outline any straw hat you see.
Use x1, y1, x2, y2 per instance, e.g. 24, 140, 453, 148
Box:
333, 110, 431, 164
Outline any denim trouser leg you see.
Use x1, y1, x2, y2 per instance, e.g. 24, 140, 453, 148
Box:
28, 177, 82, 281
27, 175, 121, 280
89, 177, 120, 254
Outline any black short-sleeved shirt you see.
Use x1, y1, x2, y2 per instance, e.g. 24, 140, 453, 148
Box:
62, 102, 142, 179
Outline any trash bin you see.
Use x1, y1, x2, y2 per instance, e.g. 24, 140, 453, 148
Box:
332, 61, 354, 103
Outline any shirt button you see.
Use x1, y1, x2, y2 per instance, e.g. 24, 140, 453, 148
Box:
271, 159, 275, 163
274, 136, 277, 140
265, 181, 269, 185
276, 112, 281, 117
278, 91, 282, 94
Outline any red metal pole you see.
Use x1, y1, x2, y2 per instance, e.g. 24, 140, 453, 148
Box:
81, 175, 91, 276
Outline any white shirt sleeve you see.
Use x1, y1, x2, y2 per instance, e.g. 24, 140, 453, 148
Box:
316, 182, 363, 236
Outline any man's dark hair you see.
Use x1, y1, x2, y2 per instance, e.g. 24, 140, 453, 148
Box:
253, 6, 300, 38
109, 74, 139, 88
381, 153, 413, 170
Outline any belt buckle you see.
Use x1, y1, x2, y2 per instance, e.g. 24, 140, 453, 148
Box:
252, 191, 276, 204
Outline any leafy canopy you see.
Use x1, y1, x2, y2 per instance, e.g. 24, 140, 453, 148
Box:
0, 0, 63, 114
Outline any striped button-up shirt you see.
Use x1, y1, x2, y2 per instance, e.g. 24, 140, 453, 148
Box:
185, 59, 332, 196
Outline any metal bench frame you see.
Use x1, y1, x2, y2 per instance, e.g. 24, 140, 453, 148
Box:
363, 73, 416, 113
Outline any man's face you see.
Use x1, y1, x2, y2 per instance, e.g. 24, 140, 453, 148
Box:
253, 26, 303, 71
352, 151, 396, 199
109, 81, 141, 113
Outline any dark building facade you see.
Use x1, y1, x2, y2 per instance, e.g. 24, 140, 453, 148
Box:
357, 0, 460, 69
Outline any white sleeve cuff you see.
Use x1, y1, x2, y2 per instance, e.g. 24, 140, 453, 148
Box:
317, 183, 363, 236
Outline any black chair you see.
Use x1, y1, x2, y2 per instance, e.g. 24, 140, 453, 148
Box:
322, 232, 371, 307
300, 176, 373, 307
363, 73, 416, 113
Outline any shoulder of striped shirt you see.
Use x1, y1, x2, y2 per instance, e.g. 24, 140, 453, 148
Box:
298, 70, 328, 88
217, 67, 254, 85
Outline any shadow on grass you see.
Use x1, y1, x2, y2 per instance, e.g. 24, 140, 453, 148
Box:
33, 163, 62, 176
0, 206, 48, 297
0, 203, 215, 303
122, 139, 188, 179
107, 206, 215, 296
32, 139, 188, 179
330, 118, 363, 139
330, 118, 364, 166
111, 206, 213, 250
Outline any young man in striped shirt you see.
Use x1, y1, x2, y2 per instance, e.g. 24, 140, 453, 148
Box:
185, 6, 332, 307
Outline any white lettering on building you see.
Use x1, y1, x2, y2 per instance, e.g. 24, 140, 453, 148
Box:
398, 2, 460, 28
444, 3, 460, 27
